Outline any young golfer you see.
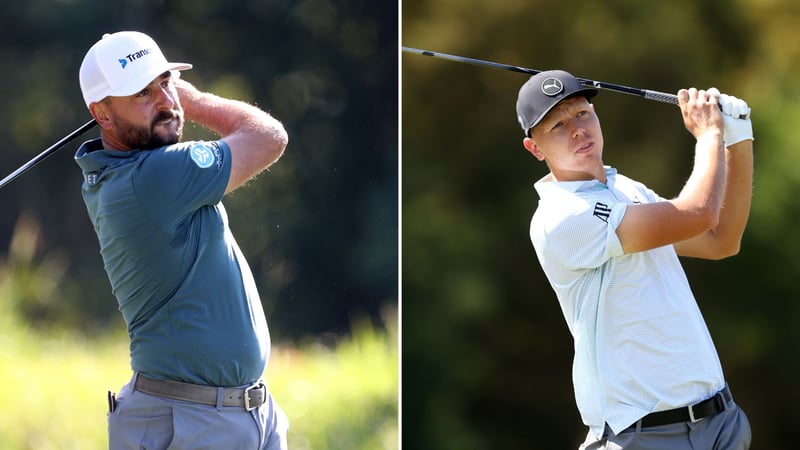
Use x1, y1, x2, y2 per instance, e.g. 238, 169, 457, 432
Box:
518, 70, 753, 449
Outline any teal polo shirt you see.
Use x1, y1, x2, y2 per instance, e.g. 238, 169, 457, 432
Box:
75, 138, 270, 387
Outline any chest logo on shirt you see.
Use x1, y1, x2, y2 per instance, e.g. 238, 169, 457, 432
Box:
593, 202, 611, 223
189, 144, 215, 169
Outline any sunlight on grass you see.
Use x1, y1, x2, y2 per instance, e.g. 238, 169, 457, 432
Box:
0, 320, 130, 449
0, 311, 398, 449
269, 313, 399, 450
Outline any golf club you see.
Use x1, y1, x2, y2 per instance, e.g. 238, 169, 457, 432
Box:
0, 119, 98, 190
403, 47, 748, 119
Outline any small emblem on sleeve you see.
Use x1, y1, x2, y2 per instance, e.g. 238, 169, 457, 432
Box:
593, 202, 611, 223
189, 144, 215, 169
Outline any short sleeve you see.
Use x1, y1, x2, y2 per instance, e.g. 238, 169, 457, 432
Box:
532, 194, 627, 271
133, 140, 232, 222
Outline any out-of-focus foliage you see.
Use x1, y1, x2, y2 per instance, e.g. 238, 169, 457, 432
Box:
403, 0, 798, 448
0, 0, 398, 341
270, 310, 399, 450
0, 293, 398, 449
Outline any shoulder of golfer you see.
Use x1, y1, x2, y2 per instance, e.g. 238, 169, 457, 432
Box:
615, 88, 728, 255
175, 78, 288, 194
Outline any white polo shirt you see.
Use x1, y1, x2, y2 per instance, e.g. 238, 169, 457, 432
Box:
530, 166, 725, 437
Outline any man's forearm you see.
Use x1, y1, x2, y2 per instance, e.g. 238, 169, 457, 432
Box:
176, 78, 278, 138
714, 140, 754, 251
676, 130, 727, 222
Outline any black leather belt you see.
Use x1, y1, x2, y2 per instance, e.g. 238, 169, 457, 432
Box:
134, 374, 267, 411
636, 386, 732, 428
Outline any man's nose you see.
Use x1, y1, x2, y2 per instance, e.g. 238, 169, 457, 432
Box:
571, 122, 587, 138
154, 86, 175, 109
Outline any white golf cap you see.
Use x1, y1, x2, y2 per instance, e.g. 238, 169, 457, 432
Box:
79, 31, 192, 107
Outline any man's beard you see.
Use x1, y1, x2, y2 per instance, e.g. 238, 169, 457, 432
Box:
116, 110, 184, 150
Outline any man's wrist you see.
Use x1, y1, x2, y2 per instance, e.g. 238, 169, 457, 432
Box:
696, 129, 724, 147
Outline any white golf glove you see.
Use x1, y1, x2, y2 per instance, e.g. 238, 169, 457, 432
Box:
707, 87, 753, 146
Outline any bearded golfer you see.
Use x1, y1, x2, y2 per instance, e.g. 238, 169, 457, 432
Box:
518, 70, 753, 449
75, 31, 289, 448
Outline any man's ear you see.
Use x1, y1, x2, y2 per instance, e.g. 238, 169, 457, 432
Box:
523, 137, 545, 161
89, 102, 113, 129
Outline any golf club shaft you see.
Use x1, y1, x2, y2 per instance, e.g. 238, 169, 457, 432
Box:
0, 119, 98, 190
402, 46, 681, 105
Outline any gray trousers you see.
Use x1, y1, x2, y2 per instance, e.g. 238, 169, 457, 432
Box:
108, 373, 289, 450
579, 402, 751, 450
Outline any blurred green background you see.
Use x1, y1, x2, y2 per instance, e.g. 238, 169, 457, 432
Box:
403, 0, 798, 449
0, 0, 397, 448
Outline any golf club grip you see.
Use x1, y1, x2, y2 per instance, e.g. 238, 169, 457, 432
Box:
642, 89, 679, 105
642, 89, 748, 119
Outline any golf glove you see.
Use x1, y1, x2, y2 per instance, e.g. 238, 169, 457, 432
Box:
708, 87, 753, 146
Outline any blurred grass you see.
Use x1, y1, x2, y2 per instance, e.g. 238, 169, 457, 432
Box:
0, 309, 398, 449
270, 312, 399, 450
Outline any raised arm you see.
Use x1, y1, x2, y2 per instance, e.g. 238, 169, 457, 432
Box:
175, 78, 288, 194
615, 88, 727, 254
673, 92, 753, 259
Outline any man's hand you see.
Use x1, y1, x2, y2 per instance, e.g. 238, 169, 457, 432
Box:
707, 87, 753, 146
678, 88, 724, 142
173, 77, 202, 121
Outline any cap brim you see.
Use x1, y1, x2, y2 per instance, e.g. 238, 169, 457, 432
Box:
527, 88, 598, 131
106, 62, 192, 98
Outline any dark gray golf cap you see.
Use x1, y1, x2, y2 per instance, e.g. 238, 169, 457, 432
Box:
516, 70, 598, 136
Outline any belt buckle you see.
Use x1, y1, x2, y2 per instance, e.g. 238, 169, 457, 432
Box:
243, 382, 265, 411
688, 404, 700, 423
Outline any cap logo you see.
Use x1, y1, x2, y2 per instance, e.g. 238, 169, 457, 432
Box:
118, 48, 153, 69
541, 78, 564, 96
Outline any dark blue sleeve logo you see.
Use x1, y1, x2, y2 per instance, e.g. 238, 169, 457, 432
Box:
593, 202, 611, 223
